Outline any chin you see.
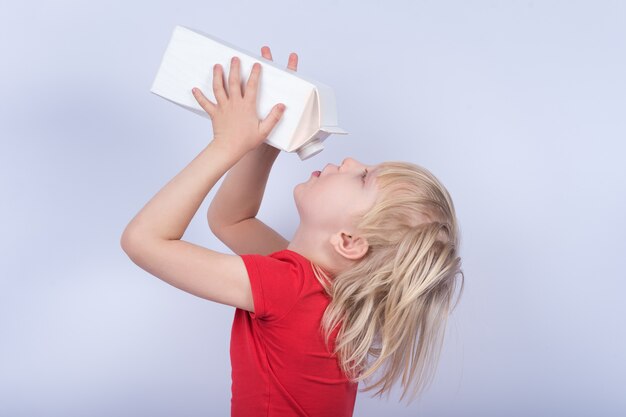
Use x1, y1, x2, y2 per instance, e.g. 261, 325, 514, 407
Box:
293, 185, 302, 211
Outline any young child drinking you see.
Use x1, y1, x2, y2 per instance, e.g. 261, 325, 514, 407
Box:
122, 45, 464, 417
206, 46, 465, 415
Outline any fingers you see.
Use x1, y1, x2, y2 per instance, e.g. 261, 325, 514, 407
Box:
228, 56, 242, 99
261, 46, 273, 61
261, 46, 298, 72
245, 62, 261, 104
258, 103, 286, 138
287, 52, 298, 71
213, 64, 228, 105
192, 87, 217, 118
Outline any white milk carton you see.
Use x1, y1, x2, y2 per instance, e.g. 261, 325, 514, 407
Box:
150, 25, 348, 160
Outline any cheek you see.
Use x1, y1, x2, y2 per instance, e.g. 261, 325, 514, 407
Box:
310, 178, 347, 201
297, 181, 346, 219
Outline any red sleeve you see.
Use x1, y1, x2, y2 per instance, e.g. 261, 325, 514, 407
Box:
239, 252, 305, 322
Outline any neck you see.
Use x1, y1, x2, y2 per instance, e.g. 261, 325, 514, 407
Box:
287, 224, 348, 276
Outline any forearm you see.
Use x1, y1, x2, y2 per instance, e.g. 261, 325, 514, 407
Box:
207, 142, 280, 227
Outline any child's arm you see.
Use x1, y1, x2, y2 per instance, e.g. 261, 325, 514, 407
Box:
207, 141, 289, 256
208, 47, 297, 256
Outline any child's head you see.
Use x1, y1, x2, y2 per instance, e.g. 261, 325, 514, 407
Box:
291, 157, 464, 404
290, 157, 380, 274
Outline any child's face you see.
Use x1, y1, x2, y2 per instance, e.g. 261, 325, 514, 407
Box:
294, 157, 380, 234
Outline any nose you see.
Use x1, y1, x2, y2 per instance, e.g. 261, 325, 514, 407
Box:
322, 163, 336, 175
322, 158, 359, 175
340, 157, 359, 170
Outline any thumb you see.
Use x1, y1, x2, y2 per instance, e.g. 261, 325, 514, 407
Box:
259, 103, 286, 138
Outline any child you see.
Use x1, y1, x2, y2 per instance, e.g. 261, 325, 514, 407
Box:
122, 46, 463, 417
208, 47, 463, 416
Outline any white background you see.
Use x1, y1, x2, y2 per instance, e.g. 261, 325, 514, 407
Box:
1, 1, 624, 416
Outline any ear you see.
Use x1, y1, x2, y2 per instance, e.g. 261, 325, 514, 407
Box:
330, 231, 369, 260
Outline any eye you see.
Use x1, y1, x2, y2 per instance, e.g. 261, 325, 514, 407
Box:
361, 168, 368, 182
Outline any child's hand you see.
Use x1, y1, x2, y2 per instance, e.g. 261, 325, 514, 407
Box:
260, 45, 298, 73
192, 56, 286, 156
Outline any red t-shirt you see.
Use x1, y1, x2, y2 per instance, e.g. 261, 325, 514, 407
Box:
230, 249, 358, 417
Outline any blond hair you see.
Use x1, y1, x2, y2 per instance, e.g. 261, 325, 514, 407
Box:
311, 161, 464, 404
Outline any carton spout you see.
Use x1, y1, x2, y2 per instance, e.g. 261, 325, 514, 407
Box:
296, 138, 324, 160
